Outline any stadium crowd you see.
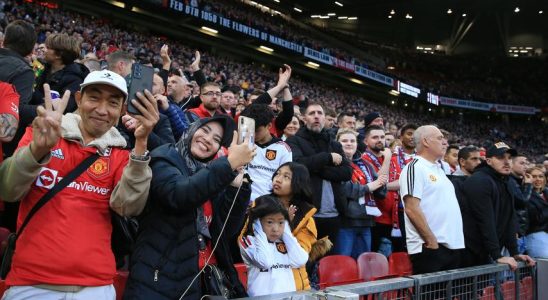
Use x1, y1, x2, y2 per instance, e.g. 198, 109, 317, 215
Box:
0, 0, 546, 299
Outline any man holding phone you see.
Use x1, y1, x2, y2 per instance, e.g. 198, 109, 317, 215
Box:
0, 70, 159, 299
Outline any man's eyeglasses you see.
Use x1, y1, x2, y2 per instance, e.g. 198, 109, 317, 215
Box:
202, 91, 222, 97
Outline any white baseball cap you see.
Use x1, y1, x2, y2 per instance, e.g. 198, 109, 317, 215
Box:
80, 70, 128, 100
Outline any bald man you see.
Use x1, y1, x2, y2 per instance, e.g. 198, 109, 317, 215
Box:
399, 125, 464, 274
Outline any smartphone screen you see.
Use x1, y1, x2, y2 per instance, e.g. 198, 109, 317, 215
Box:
127, 63, 154, 115
238, 116, 255, 148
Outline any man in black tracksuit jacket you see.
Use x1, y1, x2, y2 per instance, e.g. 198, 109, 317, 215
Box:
286, 102, 352, 250
461, 142, 535, 270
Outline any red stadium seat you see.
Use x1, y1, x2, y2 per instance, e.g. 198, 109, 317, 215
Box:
318, 255, 361, 289
520, 276, 533, 300
234, 263, 248, 290
480, 286, 495, 300
113, 270, 129, 300
357, 252, 390, 281
388, 252, 413, 276
501, 280, 516, 300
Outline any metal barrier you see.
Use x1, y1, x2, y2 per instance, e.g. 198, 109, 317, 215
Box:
235, 262, 536, 300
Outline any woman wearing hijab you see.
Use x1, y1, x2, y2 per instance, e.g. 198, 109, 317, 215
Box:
123, 115, 257, 300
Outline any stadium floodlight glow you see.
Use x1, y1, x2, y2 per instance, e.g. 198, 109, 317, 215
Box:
389, 90, 400, 96
274, 0, 280, 2
201, 26, 218, 34
335, 1, 344, 7
350, 78, 364, 85
294, 7, 302, 12
514, 7, 520, 13
447, 9, 452, 14
319, 15, 330, 19
539, 10, 543, 14
424, 47, 432, 50
404, 103, 408, 107
390, 9, 395, 15
416, 46, 423, 50
338, 16, 348, 19
387, 66, 395, 70
348, 16, 358, 20
259, 45, 274, 52
388, 15, 392, 19
525, 47, 533, 50
306, 61, 320, 68
462, 13, 467, 17
250, 1, 257, 5
311, 15, 320, 18
391, 100, 395, 104
405, 14, 413, 19
328, 13, 336, 16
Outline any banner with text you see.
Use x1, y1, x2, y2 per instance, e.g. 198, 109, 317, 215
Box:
439, 96, 539, 115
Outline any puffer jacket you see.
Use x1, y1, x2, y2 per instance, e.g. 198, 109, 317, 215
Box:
123, 144, 250, 300
290, 201, 317, 291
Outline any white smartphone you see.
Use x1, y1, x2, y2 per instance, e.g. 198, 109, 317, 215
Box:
238, 116, 255, 148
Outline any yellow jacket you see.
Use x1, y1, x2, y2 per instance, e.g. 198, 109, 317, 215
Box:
291, 206, 317, 290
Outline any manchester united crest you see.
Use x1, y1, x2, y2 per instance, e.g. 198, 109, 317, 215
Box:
276, 241, 287, 254
265, 149, 277, 161
88, 157, 110, 178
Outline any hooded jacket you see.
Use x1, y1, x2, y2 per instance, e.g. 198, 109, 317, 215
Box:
462, 163, 518, 261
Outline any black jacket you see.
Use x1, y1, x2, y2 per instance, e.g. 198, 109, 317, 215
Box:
508, 174, 533, 235
123, 144, 250, 300
118, 113, 175, 151
341, 156, 386, 228
286, 127, 352, 214
0, 48, 35, 157
32, 62, 89, 113
462, 164, 519, 261
526, 188, 548, 234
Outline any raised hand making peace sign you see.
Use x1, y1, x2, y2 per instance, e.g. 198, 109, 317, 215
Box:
30, 84, 70, 161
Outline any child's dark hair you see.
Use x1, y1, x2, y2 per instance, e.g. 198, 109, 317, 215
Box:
271, 162, 313, 205
245, 195, 289, 236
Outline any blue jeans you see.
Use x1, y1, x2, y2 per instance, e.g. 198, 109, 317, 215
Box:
526, 231, 548, 258
335, 227, 372, 259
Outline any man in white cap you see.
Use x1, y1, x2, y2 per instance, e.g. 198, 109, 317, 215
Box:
0, 70, 159, 299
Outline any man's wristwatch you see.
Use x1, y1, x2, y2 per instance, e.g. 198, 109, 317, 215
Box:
130, 150, 150, 161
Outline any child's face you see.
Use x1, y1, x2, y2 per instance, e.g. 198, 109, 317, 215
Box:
260, 213, 285, 242
272, 166, 292, 198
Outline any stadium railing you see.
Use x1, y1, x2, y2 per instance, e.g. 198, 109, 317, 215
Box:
235, 261, 538, 300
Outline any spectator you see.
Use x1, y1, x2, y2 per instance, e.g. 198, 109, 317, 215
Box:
269, 162, 325, 291
281, 116, 300, 141
509, 155, 534, 239
286, 102, 352, 251
240, 104, 292, 202
239, 195, 308, 297
444, 145, 460, 174
524, 167, 548, 258
399, 125, 465, 274
357, 112, 383, 152
324, 107, 336, 130
461, 142, 535, 269
123, 115, 256, 300
453, 146, 481, 177
0, 70, 159, 299
220, 88, 236, 117
336, 128, 387, 258
32, 33, 89, 114
0, 20, 36, 158
107, 50, 134, 78
187, 82, 223, 122
361, 125, 402, 254
398, 124, 418, 161
0, 82, 19, 161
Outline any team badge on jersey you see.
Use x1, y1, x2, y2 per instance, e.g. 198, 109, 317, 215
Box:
429, 174, 437, 182
276, 241, 287, 254
88, 157, 110, 178
265, 149, 277, 161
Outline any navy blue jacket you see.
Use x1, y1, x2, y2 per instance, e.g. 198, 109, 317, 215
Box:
123, 144, 250, 300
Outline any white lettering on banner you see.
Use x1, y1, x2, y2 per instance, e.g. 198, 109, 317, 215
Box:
268, 36, 302, 52
169, 0, 183, 11
355, 65, 394, 86
439, 96, 539, 115
398, 81, 421, 98
201, 11, 217, 23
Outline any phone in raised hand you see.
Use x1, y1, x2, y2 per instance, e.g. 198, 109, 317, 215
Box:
238, 116, 255, 149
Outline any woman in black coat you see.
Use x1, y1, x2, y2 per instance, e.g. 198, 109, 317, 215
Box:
123, 115, 256, 300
